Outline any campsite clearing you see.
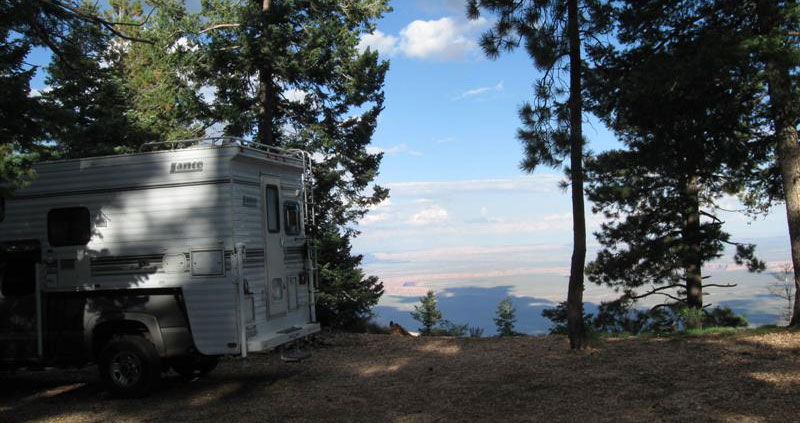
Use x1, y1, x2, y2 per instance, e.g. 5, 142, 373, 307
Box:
2, 329, 799, 422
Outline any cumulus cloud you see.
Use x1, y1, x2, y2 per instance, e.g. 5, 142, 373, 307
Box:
409, 204, 449, 225
358, 16, 488, 61
357, 30, 400, 56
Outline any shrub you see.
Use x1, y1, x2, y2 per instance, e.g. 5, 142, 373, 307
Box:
704, 306, 748, 328
469, 326, 485, 338
430, 320, 469, 336
541, 301, 594, 335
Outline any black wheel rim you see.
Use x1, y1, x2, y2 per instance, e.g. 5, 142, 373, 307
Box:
109, 351, 142, 387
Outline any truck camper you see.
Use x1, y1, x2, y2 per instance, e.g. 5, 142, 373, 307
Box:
0, 138, 320, 396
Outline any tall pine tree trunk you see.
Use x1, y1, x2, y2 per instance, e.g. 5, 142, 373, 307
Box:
256, 0, 274, 146
683, 174, 703, 328
769, 57, 800, 327
566, 0, 586, 349
257, 61, 275, 146
758, 0, 800, 327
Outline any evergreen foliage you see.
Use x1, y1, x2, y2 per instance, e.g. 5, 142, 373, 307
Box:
542, 301, 748, 335
411, 290, 443, 336
494, 297, 517, 336
584, 0, 767, 325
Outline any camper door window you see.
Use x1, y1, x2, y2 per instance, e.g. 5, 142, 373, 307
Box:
266, 185, 280, 233
48, 207, 92, 247
285, 202, 301, 235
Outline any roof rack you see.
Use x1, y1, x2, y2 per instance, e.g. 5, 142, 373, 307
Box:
139, 136, 306, 161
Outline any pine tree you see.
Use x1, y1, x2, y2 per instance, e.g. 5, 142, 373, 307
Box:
411, 290, 443, 336
41, 1, 152, 159
494, 297, 517, 336
105, 0, 210, 142
199, 0, 390, 328
749, 0, 800, 326
467, 0, 611, 348
584, 0, 766, 326
0, 26, 45, 193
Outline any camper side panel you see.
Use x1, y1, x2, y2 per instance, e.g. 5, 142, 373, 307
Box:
0, 148, 243, 357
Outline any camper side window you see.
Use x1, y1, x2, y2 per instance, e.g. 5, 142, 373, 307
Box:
48, 207, 92, 247
266, 185, 280, 233
285, 202, 301, 235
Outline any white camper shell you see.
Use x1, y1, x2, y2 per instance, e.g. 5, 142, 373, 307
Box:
0, 138, 320, 394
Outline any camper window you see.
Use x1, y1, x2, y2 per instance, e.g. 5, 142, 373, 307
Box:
285, 202, 301, 235
0, 196, 4, 222
48, 207, 91, 247
266, 185, 280, 233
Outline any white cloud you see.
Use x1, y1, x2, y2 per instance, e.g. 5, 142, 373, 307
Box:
357, 30, 401, 56
199, 85, 217, 105
366, 143, 423, 157
409, 205, 449, 225
359, 199, 394, 226
360, 213, 390, 225
282, 88, 307, 103
432, 137, 455, 144
358, 16, 488, 61
453, 80, 504, 100
29, 86, 51, 98
168, 36, 198, 53
387, 174, 562, 196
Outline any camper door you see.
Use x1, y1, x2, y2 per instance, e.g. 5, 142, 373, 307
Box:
46, 207, 91, 288
261, 176, 288, 316
0, 242, 41, 360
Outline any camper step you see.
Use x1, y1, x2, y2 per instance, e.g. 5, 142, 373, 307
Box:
280, 344, 312, 362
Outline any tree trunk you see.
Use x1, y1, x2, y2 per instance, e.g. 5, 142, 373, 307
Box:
256, 0, 274, 146
566, 0, 586, 349
758, 0, 800, 327
683, 174, 703, 329
771, 63, 800, 327
257, 61, 275, 146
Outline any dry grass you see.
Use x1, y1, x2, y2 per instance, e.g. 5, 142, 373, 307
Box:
2, 328, 800, 423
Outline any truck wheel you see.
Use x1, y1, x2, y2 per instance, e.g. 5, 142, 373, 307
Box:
171, 356, 218, 379
98, 335, 161, 398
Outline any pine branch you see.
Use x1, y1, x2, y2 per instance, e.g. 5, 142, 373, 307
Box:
629, 283, 685, 300
199, 23, 242, 33
37, 0, 155, 44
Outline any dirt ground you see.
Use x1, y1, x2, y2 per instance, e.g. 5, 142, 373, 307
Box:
2, 330, 799, 423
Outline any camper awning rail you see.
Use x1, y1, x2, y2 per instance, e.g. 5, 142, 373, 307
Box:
139, 137, 307, 161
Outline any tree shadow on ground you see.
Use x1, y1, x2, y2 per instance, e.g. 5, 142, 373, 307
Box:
2, 329, 800, 423
374, 285, 599, 335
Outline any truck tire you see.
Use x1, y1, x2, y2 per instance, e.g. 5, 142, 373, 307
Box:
171, 356, 218, 379
98, 335, 162, 398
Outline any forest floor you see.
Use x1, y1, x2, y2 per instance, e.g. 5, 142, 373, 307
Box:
2, 328, 799, 423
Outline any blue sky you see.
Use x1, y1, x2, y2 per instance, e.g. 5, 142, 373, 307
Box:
23, 0, 795, 333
